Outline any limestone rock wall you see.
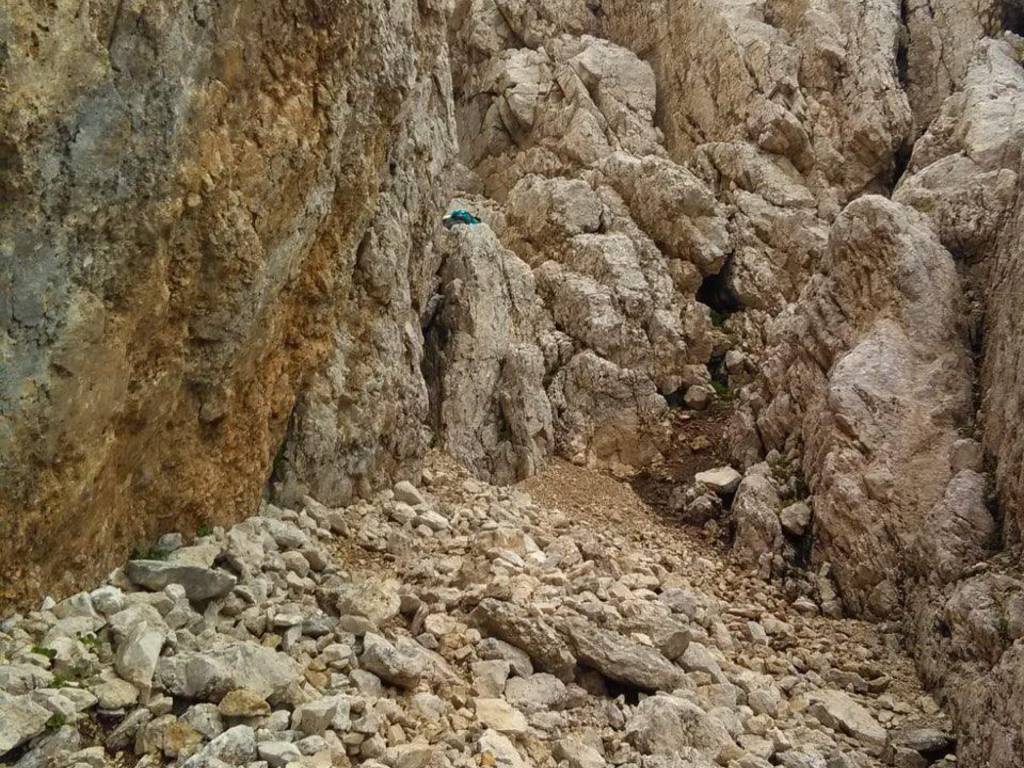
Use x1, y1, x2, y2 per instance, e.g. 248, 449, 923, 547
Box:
271, 57, 458, 508
730, 32, 1024, 766
745, 196, 974, 618
0, 0, 455, 606
428, 7, 731, 477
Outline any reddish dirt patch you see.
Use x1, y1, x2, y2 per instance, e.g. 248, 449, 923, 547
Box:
627, 403, 735, 514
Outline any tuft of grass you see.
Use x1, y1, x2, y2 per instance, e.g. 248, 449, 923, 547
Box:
78, 633, 101, 650
958, 422, 977, 440
768, 454, 795, 481
196, 524, 214, 538
131, 546, 170, 561
50, 663, 92, 688
29, 645, 57, 660
710, 380, 733, 401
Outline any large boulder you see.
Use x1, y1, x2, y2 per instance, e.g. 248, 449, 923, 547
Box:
563, 619, 687, 693
625, 694, 733, 759
805, 689, 887, 747
470, 599, 577, 682
125, 561, 236, 603
730, 468, 783, 570
156, 643, 303, 704
0, 696, 52, 758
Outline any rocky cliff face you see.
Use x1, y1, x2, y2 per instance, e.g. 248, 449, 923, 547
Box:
0, 0, 455, 605
4, 0, 1024, 764
728, 27, 1024, 768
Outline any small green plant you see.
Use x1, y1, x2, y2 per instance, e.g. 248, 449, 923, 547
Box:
710, 380, 733, 401
768, 454, 795, 481
78, 632, 101, 650
29, 645, 57, 660
50, 662, 92, 688
958, 422, 977, 440
709, 309, 728, 328
130, 546, 170, 561
196, 523, 214, 537
45, 714, 66, 730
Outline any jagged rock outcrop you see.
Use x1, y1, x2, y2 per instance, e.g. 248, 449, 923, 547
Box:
424, 226, 553, 485
895, 36, 1024, 767
731, 32, 1024, 767
895, 37, 1024, 539
439, 21, 728, 472
0, 0, 456, 606
600, 0, 913, 199
593, 0, 925, 356
902, 0, 1022, 137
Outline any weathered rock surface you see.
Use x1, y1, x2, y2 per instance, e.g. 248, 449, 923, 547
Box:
563, 619, 687, 693
0, 696, 52, 756
626, 694, 733, 759
470, 599, 577, 682
125, 561, 236, 603
424, 225, 553, 485
0, 0, 456, 608
4, 2, 1024, 767
729, 26, 1024, 768
738, 195, 972, 617
156, 643, 303, 703
806, 689, 887, 747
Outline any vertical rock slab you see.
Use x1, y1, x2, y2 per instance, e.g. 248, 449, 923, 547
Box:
271, 42, 458, 506
423, 225, 554, 485
902, 0, 1015, 136
741, 196, 972, 618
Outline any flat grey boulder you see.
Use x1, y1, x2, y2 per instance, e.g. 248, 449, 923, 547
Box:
478, 729, 525, 768
291, 696, 349, 735
188, 725, 257, 765
626, 694, 733, 758
393, 480, 427, 507
806, 689, 887, 746
471, 599, 576, 682
563, 620, 687, 693
327, 579, 401, 625
694, 467, 742, 495
258, 740, 301, 768
125, 560, 236, 602
554, 737, 608, 768
0, 695, 52, 757
157, 643, 302, 704
359, 633, 427, 689
474, 697, 528, 734
780, 501, 812, 536
114, 624, 166, 694
0, 665, 55, 695
504, 673, 568, 713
